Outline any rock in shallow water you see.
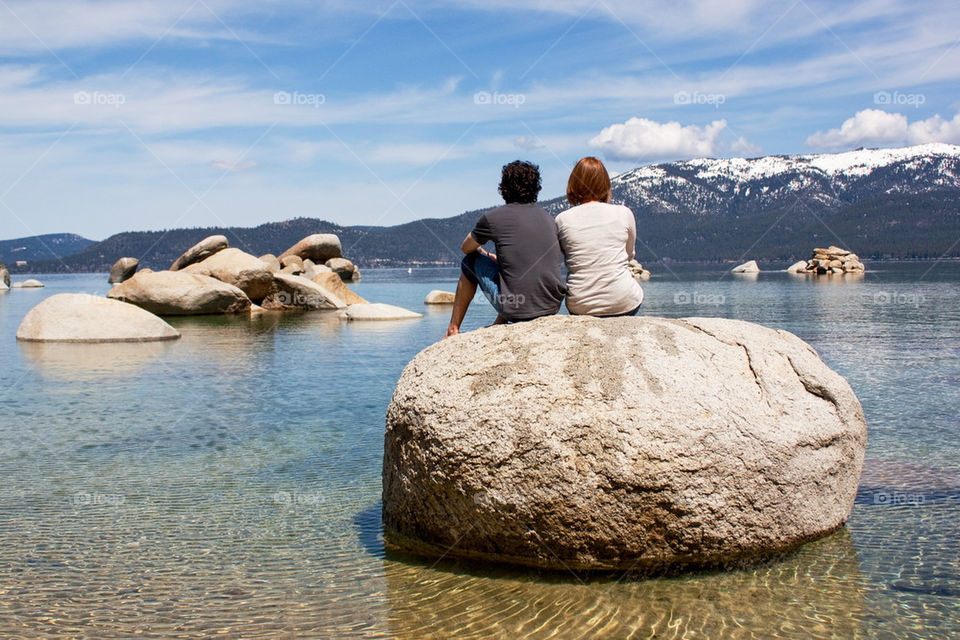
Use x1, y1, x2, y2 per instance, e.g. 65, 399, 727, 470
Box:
108, 270, 251, 315
16, 293, 179, 342
341, 303, 422, 321
383, 315, 866, 572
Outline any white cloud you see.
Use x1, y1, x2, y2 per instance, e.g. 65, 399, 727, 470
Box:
731, 136, 762, 156
513, 135, 544, 151
589, 117, 728, 162
806, 109, 960, 150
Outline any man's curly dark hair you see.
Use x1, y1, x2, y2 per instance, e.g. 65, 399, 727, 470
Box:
498, 160, 541, 204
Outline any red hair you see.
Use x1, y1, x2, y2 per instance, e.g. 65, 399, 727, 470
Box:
566, 156, 611, 205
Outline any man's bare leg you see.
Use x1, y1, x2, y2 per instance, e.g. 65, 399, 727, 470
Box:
493, 314, 507, 324
445, 273, 477, 338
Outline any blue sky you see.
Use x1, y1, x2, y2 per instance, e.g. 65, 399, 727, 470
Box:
1, 0, 959, 240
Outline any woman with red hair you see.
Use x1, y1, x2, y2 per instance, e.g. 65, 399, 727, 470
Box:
556, 156, 644, 316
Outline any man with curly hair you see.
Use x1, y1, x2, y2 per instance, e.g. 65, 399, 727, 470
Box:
445, 160, 567, 338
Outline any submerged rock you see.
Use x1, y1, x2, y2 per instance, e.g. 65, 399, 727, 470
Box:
16, 293, 180, 342
383, 315, 866, 572
170, 234, 228, 271
109, 257, 139, 284
341, 303, 422, 321
108, 270, 251, 315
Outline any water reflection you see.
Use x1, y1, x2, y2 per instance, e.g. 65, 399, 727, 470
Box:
19, 340, 173, 380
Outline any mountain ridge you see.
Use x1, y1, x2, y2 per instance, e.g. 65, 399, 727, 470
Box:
8, 143, 960, 273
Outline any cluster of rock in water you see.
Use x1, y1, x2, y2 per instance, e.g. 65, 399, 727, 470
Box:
0, 260, 45, 291
627, 260, 652, 281
16, 233, 423, 343
787, 246, 866, 275
731, 247, 866, 275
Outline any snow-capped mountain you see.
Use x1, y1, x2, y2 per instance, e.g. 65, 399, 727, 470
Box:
607, 143, 960, 218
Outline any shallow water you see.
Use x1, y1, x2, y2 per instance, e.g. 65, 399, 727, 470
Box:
0, 264, 958, 638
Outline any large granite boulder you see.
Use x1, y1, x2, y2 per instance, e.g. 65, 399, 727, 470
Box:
184, 248, 273, 302
109, 257, 139, 284
259, 274, 346, 311
107, 270, 251, 315
279, 233, 342, 263
732, 260, 760, 273
170, 234, 228, 271
325, 257, 360, 282
0, 260, 9, 288
16, 293, 179, 343
383, 315, 866, 572
259, 254, 282, 274
312, 272, 367, 305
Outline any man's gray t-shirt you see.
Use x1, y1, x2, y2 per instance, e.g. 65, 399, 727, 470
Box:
471, 203, 567, 320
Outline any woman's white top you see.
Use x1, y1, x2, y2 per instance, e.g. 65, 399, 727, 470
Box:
556, 201, 644, 316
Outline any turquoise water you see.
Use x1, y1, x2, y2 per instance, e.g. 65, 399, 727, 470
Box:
0, 264, 958, 638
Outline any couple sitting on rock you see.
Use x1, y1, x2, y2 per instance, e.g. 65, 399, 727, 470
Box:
445, 157, 644, 338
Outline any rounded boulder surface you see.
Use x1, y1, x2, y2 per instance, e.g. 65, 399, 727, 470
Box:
424, 290, 455, 305
260, 273, 346, 311
0, 261, 10, 288
312, 272, 367, 305
109, 257, 139, 284
325, 257, 359, 282
383, 315, 866, 572
170, 234, 228, 271
186, 248, 274, 302
16, 293, 180, 343
13, 279, 45, 288
107, 270, 251, 315
279, 233, 342, 263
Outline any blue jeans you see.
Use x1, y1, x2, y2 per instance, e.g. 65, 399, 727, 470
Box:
461, 253, 503, 315
597, 303, 642, 318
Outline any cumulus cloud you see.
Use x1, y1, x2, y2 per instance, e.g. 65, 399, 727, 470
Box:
806, 108, 960, 150
588, 117, 728, 162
